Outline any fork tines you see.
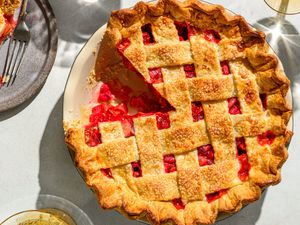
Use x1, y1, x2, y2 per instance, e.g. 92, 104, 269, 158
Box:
1, 37, 28, 87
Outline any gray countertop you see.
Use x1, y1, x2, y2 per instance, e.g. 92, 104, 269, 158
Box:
0, 0, 299, 224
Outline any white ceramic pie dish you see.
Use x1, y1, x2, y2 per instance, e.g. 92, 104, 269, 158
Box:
63, 21, 293, 225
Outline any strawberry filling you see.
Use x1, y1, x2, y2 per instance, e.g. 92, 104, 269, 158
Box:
89, 103, 134, 137
197, 144, 214, 166
236, 137, 247, 156
257, 130, 275, 146
116, 38, 131, 54
131, 161, 142, 177
141, 23, 155, 45
174, 21, 195, 41
184, 64, 196, 78
227, 97, 242, 115
204, 30, 221, 44
206, 189, 227, 203
238, 154, 251, 182
98, 83, 113, 102
84, 124, 101, 147
220, 60, 230, 75
260, 93, 267, 111
100, 168, 113, 178
149, 67, 163, 84
0, 14, 16, 43
191, 102, 204, 122
236, 137, 250, 181
163, 154, 177, 173
156, 112, 170, 130
172, 198, 185, 210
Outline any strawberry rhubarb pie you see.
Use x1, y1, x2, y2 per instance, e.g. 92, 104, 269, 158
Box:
0, 0, 20, 44
64, 0, 293, 224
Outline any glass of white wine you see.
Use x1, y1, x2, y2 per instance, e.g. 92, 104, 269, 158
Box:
265, 0, 300, 15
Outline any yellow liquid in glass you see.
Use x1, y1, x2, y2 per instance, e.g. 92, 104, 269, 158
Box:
265, 0, 300, 14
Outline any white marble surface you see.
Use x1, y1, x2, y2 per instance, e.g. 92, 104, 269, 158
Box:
0, 0, 300, 224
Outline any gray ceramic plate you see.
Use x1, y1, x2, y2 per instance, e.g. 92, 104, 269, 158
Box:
0, 0, 58, 112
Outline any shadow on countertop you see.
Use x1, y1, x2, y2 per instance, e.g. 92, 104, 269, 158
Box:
37, 95, 142, 225
216, 191, 267, 225
37, 96, 267, 225
48, 0, 120, 43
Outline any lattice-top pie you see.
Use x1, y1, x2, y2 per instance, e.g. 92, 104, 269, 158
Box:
64, 0, 293, 224
0, 0, 20, 44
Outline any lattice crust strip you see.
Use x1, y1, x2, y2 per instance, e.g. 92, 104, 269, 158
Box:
64, 0, 293, 224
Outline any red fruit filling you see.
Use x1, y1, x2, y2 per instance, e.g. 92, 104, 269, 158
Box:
131, 161, 142, 177
220, 60, 230, 75
156, 112, 170, 130
149, 67, 163, 84
89, 103, 134, 137
98, 83, 113, 102
141, 23, 155, 45
206, 189, 227, 203
227, 97, 242, 115
191, 102, 204, 122
129, 92, 171, 114
197, 144, 214, 166
184, 64, 196, 78
235, 137, 250, 181
172, 198, 185, 210
0, 14, 16, 43
163, 154, 177, 173
238, 154, 251, 182
100, 168, 113, 179
236, 137, 247, 156
204, 30, 221, 44
260, 93, 267, 111
84, 124, 101, 147
257, 130, 276, 146
174, 21, 195, 41
116, 38, 131, 54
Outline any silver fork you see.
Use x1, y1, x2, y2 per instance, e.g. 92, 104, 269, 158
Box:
2, 0, 30, 87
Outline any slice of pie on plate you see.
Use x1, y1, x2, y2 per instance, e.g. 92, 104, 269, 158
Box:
0, 0, 20, 44
64, 0, 293, 224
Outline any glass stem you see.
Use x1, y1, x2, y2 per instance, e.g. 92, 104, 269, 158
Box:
278, 0, 289, 13
276, 0, 289, 22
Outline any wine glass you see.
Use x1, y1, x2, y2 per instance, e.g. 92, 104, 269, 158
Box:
265, 0, 300, 15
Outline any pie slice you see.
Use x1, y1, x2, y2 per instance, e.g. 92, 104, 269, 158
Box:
0, 0, 20, 44
64, 0, 293, 224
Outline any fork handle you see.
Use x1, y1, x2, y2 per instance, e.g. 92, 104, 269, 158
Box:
19, 0, 29, 19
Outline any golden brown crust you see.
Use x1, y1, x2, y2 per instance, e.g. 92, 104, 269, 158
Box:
64, 0, 293, 224
0, 0, 20, 15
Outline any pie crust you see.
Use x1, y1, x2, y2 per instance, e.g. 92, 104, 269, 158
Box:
64, 0, 293, 224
